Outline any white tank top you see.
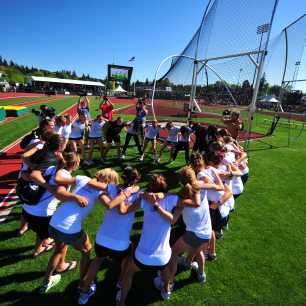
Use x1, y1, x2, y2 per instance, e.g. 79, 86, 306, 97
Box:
182, 191, 212, 240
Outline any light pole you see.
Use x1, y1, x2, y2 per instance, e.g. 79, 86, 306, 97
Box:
237, 68, 243, 86
251, 23, 270, 87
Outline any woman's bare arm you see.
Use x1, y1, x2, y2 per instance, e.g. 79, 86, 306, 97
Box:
54, 170, 76, 186
235, 152, 248, 164
198, 176, 224, 191
21, 146, 40, 169
210, 168, 225, 190
106, 186, 140, 209
139, 191, 165, 203
153, 202, 174, 223
172, 206, 184, 224
28, 170, 55, 193
229, 163, 242, 176
117, 198, 141, 214
55, 186, 88, 207
178, 198, 200, 208
87, 178, 108, 190
219, 184, 233, 205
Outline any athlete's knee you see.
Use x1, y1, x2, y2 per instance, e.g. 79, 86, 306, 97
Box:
82, 240, 92, 254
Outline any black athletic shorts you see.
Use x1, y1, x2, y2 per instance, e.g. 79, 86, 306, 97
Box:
22, 209, 51, 240
48, 225, 85, 245
69, 137, 83, 141
209, 208, 223, 231
133, 253, 169, 272
233, 193, 241, 199
94, 243, 132, 260
182, 231, 210, 249
106, 134, 120, 144
144, 137, 156, 142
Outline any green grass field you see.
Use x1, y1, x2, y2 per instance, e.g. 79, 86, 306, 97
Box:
0, 98, 305, 306
0, 96, 78, 149
0, 96, 51, 106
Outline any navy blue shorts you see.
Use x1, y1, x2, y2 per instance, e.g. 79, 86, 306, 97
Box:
133, 253, 168, 272
94, 243, 131, 260
49, 225, 85, 245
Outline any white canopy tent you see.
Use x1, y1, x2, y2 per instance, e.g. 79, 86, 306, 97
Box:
258, 95, 284, 112
259, 95, 280, 103
114, 85, 127, 93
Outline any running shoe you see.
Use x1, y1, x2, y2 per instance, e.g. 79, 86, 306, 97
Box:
197, 271, 207, 284
78, 283, 97, 305
38, 274, 61, 294
207, 253, 217, 261
153, 275, 163, 290
153, 276, 173, 301
115, 289, 123, 306
90, 282, 97, 291
216, 229, 223, 240
222, 223, 229, 231
84, 160, 94, 166
190, 261, 199, 271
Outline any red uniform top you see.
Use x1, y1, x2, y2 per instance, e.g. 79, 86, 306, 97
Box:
100, 103, 113, 121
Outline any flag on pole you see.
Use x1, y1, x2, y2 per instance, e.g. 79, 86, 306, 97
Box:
256, 23, 270, 34
129, 56, 135, 62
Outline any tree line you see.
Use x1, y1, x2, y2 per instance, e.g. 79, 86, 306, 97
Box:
0, 55, 103, 84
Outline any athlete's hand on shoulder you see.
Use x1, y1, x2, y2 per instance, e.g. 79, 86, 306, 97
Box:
125, 186, 140, 197
155, 192, 165, 200
145, 192, 158, 204
214, 184, 224, 191
75, 195, 89, 207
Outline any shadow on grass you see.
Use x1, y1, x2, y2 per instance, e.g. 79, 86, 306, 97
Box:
0, 229, 21, 243
0, 245, 33, 268
0, 271, 44, 287
131, 220, 143, 231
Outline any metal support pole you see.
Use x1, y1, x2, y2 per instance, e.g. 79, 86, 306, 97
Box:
188, 60, 198, 123
245, 0, 279, 151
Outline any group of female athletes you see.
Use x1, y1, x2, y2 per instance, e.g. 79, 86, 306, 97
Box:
17, 95, 249, 305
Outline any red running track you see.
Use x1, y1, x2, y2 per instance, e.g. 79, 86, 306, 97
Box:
0, 92, 46, 100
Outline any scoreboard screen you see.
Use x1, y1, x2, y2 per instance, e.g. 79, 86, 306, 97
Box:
108, 65, 133, 82
110, 67, 129, 80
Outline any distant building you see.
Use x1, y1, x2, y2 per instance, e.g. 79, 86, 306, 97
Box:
29, 76, 105, 95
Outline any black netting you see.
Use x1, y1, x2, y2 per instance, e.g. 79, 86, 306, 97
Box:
152, 0, 278, 125
264, 14, 306, 112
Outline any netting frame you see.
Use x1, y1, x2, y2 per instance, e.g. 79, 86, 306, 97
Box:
273, 14, 306, 147
150, 0, 279, 151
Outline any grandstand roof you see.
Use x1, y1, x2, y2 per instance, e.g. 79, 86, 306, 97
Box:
31, 76, 105, 87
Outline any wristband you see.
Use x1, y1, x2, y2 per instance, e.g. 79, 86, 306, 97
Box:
153, 202, 160, 211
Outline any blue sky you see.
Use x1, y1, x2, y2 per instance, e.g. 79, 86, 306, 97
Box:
0, 0, 305, 81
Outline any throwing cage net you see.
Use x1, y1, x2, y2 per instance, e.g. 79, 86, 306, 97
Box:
250, 14, 306, 149
149, 0, 279, 146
